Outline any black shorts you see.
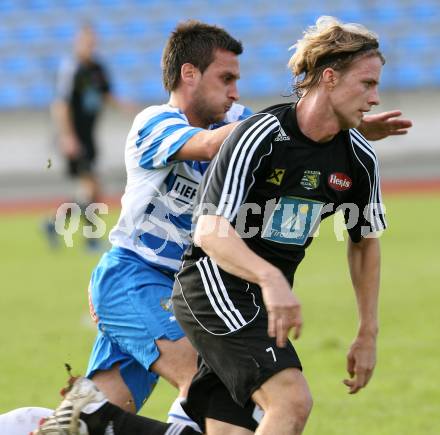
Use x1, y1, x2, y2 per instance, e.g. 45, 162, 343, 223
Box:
172, 257, 302, 429
182, 356, 261, 432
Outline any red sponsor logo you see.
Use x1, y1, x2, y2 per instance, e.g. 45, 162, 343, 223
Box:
328, 173, 352, 191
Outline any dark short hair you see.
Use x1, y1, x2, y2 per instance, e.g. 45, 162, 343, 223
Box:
162, 20, 243, 92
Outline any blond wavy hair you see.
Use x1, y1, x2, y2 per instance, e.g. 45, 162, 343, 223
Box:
288, 16, 385, 97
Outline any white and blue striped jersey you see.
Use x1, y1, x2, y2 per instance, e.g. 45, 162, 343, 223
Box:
109, 103, 252, 272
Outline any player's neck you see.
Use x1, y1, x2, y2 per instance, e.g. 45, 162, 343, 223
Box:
296, 94, 341, 143
168, 93, 207, 128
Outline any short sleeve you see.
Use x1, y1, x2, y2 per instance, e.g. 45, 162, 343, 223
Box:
55, 58, 76, 101
136, 110, 203, 169
345, 129, 387, 242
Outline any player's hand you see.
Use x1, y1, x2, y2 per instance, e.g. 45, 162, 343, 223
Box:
358, 110, 413, 141
61, 133, 81, 158
260, 269, 302, 347
343, 334, 377, 394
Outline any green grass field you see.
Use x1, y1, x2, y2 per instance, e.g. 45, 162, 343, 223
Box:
1, 193, 439, 434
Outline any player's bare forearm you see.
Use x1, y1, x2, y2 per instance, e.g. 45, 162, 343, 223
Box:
347, 237, 381, 336
52, 100, 76, 136
194, 215, 302, 345
52, 100, 81, 157
194, 215, 279, 285
172, 122, 239, 161
344, 237, 381, 393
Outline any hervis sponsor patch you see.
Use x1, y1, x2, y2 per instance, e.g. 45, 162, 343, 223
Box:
328, 173, 352, 191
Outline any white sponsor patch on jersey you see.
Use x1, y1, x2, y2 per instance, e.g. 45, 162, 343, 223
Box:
168, 175, 199, 204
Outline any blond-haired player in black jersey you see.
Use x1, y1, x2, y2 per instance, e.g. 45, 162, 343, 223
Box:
173, 16, 389, 435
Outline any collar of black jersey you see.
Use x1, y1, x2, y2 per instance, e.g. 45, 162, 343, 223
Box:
285, 103, 343, 148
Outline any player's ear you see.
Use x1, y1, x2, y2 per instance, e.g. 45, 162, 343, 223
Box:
181, 63, 200, 87
322, 67, 338, 90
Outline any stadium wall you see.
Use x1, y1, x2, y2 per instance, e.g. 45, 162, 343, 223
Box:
0, 90, 438, 202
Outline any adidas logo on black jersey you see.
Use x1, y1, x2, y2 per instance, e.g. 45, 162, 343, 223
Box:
274, 126, 290, 142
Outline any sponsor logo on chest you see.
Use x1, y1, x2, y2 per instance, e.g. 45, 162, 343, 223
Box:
262, 196, 324, 246
266, 168, 286, 186
328, 173, 352, 191
169, 175, 198, 204
300, 170, 321, 190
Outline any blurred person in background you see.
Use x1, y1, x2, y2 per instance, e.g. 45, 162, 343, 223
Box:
43, 23, 133, 251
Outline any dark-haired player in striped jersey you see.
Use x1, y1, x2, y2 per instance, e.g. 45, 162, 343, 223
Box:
172, 16, 389, 435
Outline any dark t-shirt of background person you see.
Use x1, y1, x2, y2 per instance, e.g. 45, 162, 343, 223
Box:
55, 57, 111, 153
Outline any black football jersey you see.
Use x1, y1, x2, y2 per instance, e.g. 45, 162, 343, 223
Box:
56, 57, 111, 144
185, 103, 387, 282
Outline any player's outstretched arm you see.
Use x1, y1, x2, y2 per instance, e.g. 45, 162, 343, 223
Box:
194, 214, 302, 347
358, 110, 413, 141
344, 236, 381, 394
172, 122, 239, 161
